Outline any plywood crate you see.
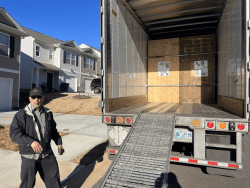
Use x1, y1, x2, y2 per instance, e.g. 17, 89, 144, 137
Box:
148, 38, 180, 103
148, 34, 216, 103
179, 34, 216, 103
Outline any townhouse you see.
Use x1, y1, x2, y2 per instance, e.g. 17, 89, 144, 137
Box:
20, 27, 101, 93
0, 7, 28, 110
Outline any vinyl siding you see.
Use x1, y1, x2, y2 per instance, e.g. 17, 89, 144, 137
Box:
60, 48, 81, 73
20, 36, 37, 89
81, 55, 99, 75
33, 41, 54, 64
0, 29, 20, 71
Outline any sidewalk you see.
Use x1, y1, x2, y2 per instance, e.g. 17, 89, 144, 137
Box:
0, 113, 108, 188
60, 92, 101, 99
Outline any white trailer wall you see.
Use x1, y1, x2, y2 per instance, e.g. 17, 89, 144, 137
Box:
218, 0, 244, 99
110, 0, 148, 98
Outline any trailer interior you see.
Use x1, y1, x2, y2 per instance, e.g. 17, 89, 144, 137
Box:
103, 0, 247, 121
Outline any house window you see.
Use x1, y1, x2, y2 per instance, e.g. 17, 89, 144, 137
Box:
90, 59, 94, 70
64, 50, 78, 66
66, 51, 71, 64
36, 45, 40, 56
84, 57, 95, 70
49, 49, 53, 59
0, 32, 10, 57
71, 54, 76, 65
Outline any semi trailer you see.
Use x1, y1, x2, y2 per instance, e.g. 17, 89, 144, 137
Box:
99, 0, 250, 187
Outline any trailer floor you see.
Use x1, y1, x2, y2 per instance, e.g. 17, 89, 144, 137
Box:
111, 102, 242, 120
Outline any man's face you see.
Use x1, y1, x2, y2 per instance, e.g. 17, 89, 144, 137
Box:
29, 96, 44, 109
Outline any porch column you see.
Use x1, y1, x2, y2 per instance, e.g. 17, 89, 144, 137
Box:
36, 69, 39, 88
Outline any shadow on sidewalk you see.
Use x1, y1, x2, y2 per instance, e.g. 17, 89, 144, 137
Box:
61, 140, 108, 188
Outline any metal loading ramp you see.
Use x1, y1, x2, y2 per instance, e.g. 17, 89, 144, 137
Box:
99, 113, 176, 188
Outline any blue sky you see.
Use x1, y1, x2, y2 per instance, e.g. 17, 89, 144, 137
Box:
2, 0, 101, 50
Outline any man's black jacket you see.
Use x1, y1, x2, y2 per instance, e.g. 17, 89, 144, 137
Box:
10, 104, 62, 155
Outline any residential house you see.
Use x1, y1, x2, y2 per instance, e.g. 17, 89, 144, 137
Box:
20, 27, 83, 92
0, 7, 28, 110
79, 43, 101, 93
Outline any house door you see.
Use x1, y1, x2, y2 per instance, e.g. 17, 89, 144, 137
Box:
84, 79, 93, 93
47, 73, 53, 91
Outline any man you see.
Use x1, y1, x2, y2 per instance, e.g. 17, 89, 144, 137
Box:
10, 88, 63, 188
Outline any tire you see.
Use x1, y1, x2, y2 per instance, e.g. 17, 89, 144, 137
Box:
94, 87, 100, 94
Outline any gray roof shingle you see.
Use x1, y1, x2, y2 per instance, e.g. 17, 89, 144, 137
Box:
22, 26, 63, 44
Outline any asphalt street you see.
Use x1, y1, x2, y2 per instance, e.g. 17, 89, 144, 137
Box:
1, 110, 250, 187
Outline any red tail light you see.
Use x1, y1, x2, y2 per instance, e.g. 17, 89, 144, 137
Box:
237, 123, 245, 130
109, 150, 116, 154
207, 122, 214, 129
105, 117, 111, 123
125, 117, 131, 123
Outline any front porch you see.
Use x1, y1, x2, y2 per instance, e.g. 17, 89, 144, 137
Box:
32, 61, 61, 91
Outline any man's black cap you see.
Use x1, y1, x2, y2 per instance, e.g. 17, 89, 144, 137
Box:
30, 87, 44, 97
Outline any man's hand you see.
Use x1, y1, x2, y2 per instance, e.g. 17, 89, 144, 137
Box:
31, 141, 43, 153
58, 145, 64, 155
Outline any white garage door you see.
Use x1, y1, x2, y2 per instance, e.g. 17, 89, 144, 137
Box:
85, 79, 93, 93
65, 76, 77, 92
0, 78, 12, 111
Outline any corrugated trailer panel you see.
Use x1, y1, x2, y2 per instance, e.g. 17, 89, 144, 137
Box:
217, 0, 245, 117
111, 0, 119, 98
118, 0, 127, 98
139, 26, 143, 95
218, 0, 244, 100
142, 30, 148, 96
109, 0, 149, 99
126, 11, 134, 97
236, 0, 243, 100
133, 20, 139, 96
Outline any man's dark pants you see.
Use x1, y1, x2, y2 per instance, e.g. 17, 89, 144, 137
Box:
20, 153, 60, 188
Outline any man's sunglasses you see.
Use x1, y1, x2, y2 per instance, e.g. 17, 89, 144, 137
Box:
31, 96, 42, 99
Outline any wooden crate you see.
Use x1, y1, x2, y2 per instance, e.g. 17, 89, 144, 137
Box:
148, 38, 180, 103
148, 35, 216, 103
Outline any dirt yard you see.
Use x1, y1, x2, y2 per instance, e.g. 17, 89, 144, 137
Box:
0, 124, 68, 152
20, 92, 102, 116
70, 139, 108, 166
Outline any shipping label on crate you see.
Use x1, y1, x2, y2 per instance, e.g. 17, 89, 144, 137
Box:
194, 60, 208, 77
158, 61, 170, 77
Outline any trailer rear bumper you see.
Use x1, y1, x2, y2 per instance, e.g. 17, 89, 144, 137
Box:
106, 147, 242, 170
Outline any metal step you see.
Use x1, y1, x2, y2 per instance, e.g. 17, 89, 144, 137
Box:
99, 113, 176, 188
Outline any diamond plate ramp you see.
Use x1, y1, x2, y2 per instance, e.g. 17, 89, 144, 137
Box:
99, 113, 175, 188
